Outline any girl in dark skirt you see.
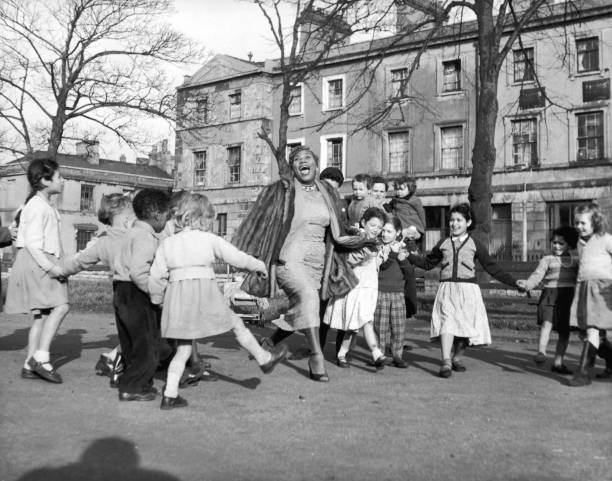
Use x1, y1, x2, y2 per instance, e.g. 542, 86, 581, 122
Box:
517, 226, 579, 374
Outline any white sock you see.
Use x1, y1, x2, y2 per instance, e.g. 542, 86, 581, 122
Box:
371, 347, 383, 361
106, 346, 120, 361
337, 345, 349, 359
234, 324, 272, 365
33, 350, 50, 363
165, 359, 186, 399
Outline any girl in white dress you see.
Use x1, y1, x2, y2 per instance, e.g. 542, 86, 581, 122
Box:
5, 158, 70, 384
148, 193, 288, 410
323, 207, 388, 369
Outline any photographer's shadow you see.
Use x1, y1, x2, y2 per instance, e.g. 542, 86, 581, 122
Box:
16, 437, 180, 481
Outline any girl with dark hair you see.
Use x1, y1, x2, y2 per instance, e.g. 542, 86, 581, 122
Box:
517, 226, 579, 374
5, 158, 70, 383
408, 203, 520, 378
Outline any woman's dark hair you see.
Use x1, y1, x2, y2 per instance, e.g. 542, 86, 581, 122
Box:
371, 176, 388, 191
361, 207, 386, 225
15, 158, 60, 226
449, 203, 475, 230
319, 167, 344, 186
288, 146, 319, 166
132, 189, 170, 221
552, 226, 579, 249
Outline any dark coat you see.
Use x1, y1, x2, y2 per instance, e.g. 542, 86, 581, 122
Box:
232, 179, 372, 300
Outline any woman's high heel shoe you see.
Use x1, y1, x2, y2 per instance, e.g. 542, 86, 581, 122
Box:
308, 356, 329, 382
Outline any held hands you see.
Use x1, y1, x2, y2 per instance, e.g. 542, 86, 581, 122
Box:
253, 261, 268, 280
48, 265, 68, 283
9, 226, 18, 241
516, 279, 528, 293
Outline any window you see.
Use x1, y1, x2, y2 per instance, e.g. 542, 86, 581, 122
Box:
513, 48, 535, 82
196, 96, 209, 123
440, 126, 463, 170
548, 201, 591, 240
491, 204, 512, 260
229, 91, 241, 119
577, 37, 599, 73
390, 68, 409, 98
227, 146, 241, 184
442, 60, 461, 92
80, 184, 94, 211
216, 213, 227, 237
424, 206, 449, 252
76, 228, 95, 251
388, 131, 410, 172
326, 138, 343, 170
286, 140, 303, 160
323, 76, 344, 110
193, 151, 207, 186
288, 84, 303, 115
576, 111, 604, 161
511, 119, 538, 166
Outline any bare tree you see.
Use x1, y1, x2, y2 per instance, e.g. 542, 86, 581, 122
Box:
0, 0, 201, 160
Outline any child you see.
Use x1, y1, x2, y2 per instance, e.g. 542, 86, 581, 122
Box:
320, 167, 348, 227
323, 207, 388, 369
567, 203, 612, 387
374, 215, 412, 368
386, 176, 426, 241
112, 188, 170, 402
148, 193, 288, 410
5, 158, 70, 383
408, 203, 520, 378
60, 193, 135, 385
347, 174, 377, 228
517, 226, 579, 374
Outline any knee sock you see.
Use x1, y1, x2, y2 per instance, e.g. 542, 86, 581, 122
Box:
165, 345, 191, 398
234, 324, 272, 365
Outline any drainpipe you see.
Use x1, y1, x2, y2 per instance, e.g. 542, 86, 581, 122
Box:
522, 182, 527, 262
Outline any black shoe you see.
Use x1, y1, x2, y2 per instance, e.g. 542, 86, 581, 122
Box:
161, 395, 188, 410
28, 358, 62, 384
439, 362, 452, 378
452, 360, 467, 372
260, 343, 288, 374
392, 357, 409, 368
118, 391, 156, 402
21, 367, 39, 379
551, 364, 573, 375
336, 357, 350, 368
595, 368, 612, 379
569, 341, 597, 387
374, 356, 388, 370
95, 355, 113, 377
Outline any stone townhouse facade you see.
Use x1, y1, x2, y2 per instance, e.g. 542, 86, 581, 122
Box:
0, 140, 174, 258
175, 1, 612, 258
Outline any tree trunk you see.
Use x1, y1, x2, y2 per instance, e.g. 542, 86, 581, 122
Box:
47, 113, 66, 160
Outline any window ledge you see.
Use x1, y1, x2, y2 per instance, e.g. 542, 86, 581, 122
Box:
572, 70, 603, 79
322, 106, 344, 113
511, 80, 536, 87
436, 90, 465, 99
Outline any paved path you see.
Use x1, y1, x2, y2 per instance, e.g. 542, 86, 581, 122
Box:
0, 311, 610, 481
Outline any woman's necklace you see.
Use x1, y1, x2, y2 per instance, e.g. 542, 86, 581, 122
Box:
301, 183, 316, 192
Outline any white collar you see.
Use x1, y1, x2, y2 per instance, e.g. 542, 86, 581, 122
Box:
451, 233, 469, 243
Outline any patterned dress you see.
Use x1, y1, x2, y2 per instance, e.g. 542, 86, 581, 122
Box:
275, 181, 331, 330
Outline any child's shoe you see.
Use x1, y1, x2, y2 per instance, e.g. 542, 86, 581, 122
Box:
161, 394, 188, 410
533, 352, 546, 365
392, 356, 408, 368
452, 359, 466, 372
373, 355, 388, 370
438, 360, 453, 378
550, 364, 572, 375
260, 343, 288, 374
336, 356, 350, 368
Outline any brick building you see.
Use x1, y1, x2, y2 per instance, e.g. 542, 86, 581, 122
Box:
175, 1, 612, 257
0, 140, 174, 258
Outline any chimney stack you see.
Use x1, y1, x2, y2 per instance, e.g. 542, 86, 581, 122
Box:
76, 139, 100, 165
298, 7, 352, 55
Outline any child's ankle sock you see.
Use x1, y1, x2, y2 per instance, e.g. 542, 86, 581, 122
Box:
371, 347, 383, 361
337, 345, 349, 359
165, 361, 185, 399
235, 327, 272, 365
33, 350, 50, 363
